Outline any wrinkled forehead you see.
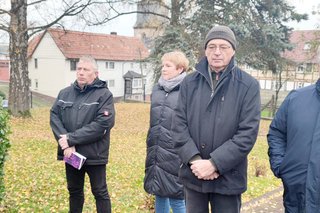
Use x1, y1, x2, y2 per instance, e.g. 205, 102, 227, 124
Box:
207, 39, 232, 46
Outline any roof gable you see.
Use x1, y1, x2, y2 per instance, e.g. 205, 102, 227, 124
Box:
123, 70, 144, 79
28, 28, 149, 61
27, 32, 45, 58
283, 30, 320, 64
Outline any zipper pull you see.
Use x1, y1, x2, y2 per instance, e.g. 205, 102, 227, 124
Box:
221, 96, 224, 101
165, 93, 168, 97
211, 90, 214, 98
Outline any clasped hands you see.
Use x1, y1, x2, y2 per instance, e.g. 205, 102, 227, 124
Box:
190, 159, 220, 180
59, 134, 75, 158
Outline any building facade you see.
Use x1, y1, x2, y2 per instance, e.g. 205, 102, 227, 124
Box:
27, 28, 153, 100
244, 30, 320, 105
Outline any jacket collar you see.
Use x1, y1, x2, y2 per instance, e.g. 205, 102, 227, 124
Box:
195, 56, 236, 86
74, 78, 106, 92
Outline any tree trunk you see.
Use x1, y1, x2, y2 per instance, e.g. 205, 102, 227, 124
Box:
9, 0, 30, 116
170, 0, 180, 26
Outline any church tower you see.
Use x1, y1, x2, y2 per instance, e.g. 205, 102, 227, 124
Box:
134, 0, 169, 49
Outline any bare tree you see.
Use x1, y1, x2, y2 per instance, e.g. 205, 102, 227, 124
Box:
0, 1, 99, 115
0, 0, 175, 116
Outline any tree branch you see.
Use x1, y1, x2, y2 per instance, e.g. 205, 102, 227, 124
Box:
0, 8, 13, 16
87, 10, 170, 26
0, 24, 9, 32
27, 0, 47, 7
27, 0, 99, 36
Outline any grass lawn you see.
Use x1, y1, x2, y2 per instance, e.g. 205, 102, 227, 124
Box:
0, 103, 281, 212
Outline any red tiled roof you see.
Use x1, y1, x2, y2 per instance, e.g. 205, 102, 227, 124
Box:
282, 30, 320, 64
28, 28, 149, 61
27, 32, 45, 58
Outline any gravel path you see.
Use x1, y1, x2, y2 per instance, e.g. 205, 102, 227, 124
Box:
241, 187, 284, 213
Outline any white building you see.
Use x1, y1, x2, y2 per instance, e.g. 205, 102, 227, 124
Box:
27, 28, 153, 101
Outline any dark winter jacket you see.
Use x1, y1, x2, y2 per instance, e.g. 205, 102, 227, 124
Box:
172, 57, 260, 195
268, 79, 320, 212
50, 78, 115, 165
144, 81, 184, 199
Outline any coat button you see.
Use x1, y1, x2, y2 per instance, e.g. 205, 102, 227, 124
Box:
201, 144, 205, 149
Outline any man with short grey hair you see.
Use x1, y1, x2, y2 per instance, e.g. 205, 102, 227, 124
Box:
50, 55, 115, 213
172, 25, 261, 212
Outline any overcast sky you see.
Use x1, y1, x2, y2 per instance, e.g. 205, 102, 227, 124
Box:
287, 0, 320, 30
103, 0, 320, 36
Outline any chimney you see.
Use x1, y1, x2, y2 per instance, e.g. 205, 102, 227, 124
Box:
110, 32, 117, 35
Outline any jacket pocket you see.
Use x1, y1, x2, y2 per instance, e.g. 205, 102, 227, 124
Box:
57, 100, 74, 125
78, 102, 99, 121
57, 100, 73, 108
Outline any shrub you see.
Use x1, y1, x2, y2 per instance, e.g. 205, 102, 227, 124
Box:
0, 91, 5, 100
0, 108, 11, 202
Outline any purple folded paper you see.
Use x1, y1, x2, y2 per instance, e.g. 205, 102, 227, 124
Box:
64, 152, 87, 170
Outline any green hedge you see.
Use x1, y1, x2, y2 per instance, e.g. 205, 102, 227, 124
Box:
0, 107, 10, 202
0, 91, 5, 100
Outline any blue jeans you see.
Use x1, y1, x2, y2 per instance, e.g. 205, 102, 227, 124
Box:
155, 195, 186, 213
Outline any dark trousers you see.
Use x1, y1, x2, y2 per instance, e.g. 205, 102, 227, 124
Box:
185, 187, 241, 213
65, 164, 111, 213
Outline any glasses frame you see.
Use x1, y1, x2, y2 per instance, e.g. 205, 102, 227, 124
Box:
206, 44, 232, 52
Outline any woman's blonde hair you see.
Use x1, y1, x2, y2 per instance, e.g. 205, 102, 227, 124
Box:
161, 51, 189, 71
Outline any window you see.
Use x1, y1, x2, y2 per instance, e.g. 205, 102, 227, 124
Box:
70, 59, 78, 71
107, 80, 115, 87
106, 61, 115, 69
303, 43, 311, 51
265, 80, 272, 90
109, 62, 115, 69
34, 58, 38, 69
305, 63, 312, 72
296, 82, 304, 89
35, 79, 38, 89
259, 80, 266, 89
297, 63, 313, 73
133, 79, 142, 88
297, 64, 305, 73
286, 81, 294, 91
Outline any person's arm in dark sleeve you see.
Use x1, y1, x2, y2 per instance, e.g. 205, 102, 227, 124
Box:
50, 92, 68, 142
210, 80, 261, 175
172, 79, 200, 165
267, 92, 291, 178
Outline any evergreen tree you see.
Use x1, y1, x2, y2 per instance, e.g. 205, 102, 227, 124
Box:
148, 25, 196, 83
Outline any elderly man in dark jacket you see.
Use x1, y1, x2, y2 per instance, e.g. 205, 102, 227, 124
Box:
50, 55, 115, 213
172, 25, 261, 213
268, 79, 320, 213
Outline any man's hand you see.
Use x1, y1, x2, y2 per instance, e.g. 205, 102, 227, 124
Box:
190, 159, 219, 180
59, 134, 69, 150
202, 172, 220, 180
64, 146, 76, 158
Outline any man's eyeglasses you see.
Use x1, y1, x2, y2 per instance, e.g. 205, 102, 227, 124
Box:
207, 44, 232, 52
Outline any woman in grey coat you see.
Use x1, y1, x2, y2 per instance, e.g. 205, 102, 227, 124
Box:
144, 51, 189, 213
